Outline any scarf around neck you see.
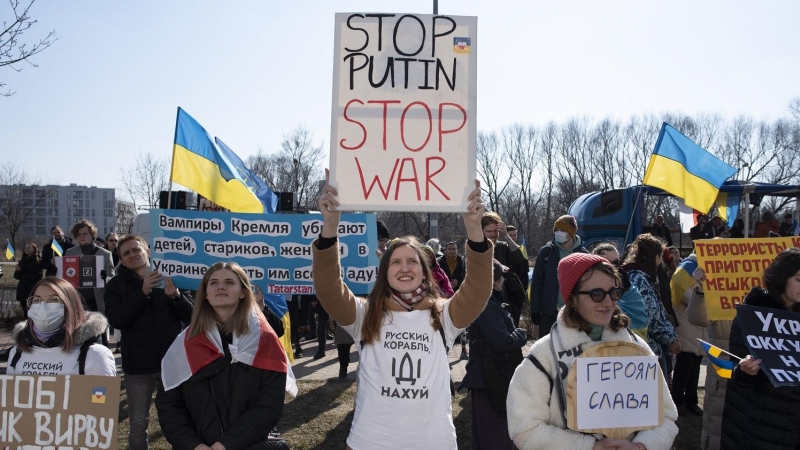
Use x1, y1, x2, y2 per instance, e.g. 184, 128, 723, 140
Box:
389, 283, 429, 311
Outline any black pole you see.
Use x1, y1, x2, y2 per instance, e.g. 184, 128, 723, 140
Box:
433, 0, 438, 14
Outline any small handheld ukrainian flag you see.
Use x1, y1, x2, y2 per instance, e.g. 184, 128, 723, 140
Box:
5, 239, 14, 261
520, 236, 528, 260
51, 238, 64, 257
699, 339, 736, 379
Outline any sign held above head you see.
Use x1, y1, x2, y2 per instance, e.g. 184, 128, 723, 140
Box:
329, 13, 478, 212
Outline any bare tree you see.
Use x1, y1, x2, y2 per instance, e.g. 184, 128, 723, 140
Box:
1, 0, 56, 96
115, 200, 136, 234
0, 162, 44, 253
476, 131, 511, 211
120, 153, 169, 210
248, 125, 324, 211
789, 97, 800, 122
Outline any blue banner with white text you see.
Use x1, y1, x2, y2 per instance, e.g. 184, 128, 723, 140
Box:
149, 209, 378, 295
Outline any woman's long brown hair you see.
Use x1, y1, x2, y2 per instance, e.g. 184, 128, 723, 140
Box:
16, 277, 87, 352
361, 237, 443, 345
189, 262, 262, 338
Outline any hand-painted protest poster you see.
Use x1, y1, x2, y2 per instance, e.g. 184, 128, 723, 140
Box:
694, 237, 800, 320
566, 341, 662, 439
737, 304, 800, 387
148, 209, 379, 295
330, 13, 477, 212
55, 255, 106, 289
0, 374, 121, 449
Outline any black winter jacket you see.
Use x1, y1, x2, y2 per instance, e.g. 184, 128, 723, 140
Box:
104, 265, 194, 374
720, 287, 800, 450
437, 254, 465, 289
155, 336, 286, 450
14, 257, 42, 301
460, 289, 527, 391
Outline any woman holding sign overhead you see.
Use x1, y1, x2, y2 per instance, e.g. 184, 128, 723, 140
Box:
720, 248, 800, 450
507, 253, 678, 450
312, 172, 492, 450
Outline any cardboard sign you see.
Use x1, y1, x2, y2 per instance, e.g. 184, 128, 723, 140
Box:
737, 304, 800, 387
566, 341, 663, 439
149, 209, 379, 295
694, 237, 800, 320
0, 374, 121, 449
330, 13, 477, 212
55, 256, 106, 289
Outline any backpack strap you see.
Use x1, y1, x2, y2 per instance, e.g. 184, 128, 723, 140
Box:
10, 347, 22, 369
526, 353, 553, 393
78, 336, 102, 375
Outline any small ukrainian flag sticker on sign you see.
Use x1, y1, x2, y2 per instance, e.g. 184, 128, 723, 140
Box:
453, 37, 471, 54
92, 386, 107, 404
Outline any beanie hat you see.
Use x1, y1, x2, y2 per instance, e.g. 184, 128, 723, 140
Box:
376, 220, 391, 240
558, 253, 608, 302
553, 215, 578, 238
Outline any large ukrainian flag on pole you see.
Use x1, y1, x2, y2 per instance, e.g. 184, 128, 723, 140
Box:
643, 123, 737, 213
170, 107, 278, 213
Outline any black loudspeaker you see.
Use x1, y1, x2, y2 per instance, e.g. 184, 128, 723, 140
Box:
159, 191, 189, 209
277, 192, 294, 212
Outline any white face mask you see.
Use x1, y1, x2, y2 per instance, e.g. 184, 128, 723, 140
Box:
554, 231, 571, 244
28, 304, 65, 332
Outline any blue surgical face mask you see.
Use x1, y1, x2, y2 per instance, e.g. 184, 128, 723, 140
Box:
554, 230, 571, 244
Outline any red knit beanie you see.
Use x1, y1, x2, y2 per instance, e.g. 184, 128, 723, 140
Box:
558, 253, 609, 302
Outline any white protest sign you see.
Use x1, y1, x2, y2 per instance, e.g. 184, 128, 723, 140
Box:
575, 356, 660, 430
330, 13, 477, 212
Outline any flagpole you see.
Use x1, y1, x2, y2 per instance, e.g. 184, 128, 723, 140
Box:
166, 107, 182, 210
697, 338, 743, 361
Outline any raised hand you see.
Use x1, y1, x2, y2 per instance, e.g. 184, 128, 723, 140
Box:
142, 270, 163, 296
164, 276, 179, 298
462, 179, 486, 242
318, 168, 341, 238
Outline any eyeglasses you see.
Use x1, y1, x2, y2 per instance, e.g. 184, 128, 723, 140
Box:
576, 287, 624, 303
610, 259, 621, 266
27, 296, 63, 308
108, 239, 118, 242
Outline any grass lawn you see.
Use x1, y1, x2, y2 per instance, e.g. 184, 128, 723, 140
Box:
117, 379, 703, 449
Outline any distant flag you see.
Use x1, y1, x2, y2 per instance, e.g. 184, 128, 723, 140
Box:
793, 214, 800, 236
520, 236, 528, 259
5, 239, 14, 261
699, 339, 737, 379
51, 238, 64, 257
716, 193, 741, 229
264, 292, 293, 363
643, 123, 738, 213
677, 199, 699, 234
170, 107, 278, 213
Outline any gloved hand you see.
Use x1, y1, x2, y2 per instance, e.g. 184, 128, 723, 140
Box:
531, 313, 541, 325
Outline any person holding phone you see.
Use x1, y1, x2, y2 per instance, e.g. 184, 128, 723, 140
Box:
105, 234, 194, 450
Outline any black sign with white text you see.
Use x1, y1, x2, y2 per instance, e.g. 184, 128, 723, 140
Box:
737, 304, 800, 387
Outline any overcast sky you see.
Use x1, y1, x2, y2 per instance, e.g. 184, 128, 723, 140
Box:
2, 0, 798, 196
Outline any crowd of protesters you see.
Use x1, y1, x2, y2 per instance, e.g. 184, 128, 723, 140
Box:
4, 196, 800, 449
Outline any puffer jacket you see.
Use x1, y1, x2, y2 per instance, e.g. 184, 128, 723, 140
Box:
507, 310, 678, 450
104, 264, 194, 374
687, 287, 730, 450
14, 257, 42, 302
720, 287, 800, 450
155, 337, 286, 450
675, 286, 708, 356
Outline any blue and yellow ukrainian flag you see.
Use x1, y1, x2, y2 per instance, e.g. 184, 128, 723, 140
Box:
264, 292, 293, 363
643, 123, 737, 213
700, 340, 734, 379
670, 255, 699, 307
51, 238, 64, 257
170, 107, 278, 213
716, 193, 741, 228
5, 239, 14, 261
520, 236, 528, 259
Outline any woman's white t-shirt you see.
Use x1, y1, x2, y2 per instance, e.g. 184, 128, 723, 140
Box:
6, 345, 117, 376
343, 299, 463, 450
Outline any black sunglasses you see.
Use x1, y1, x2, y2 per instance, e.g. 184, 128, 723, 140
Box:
576, 287, 624, 303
